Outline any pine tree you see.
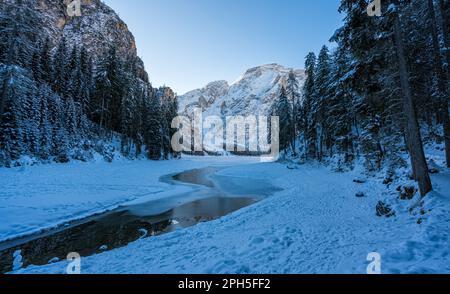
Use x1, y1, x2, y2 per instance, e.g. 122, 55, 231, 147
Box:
105, 46, 125, 133
331, 0, 400, 170
119, 72, 137, 157
65, 97, 78, 143
49, 92, 70, 163
0, 0, 179, 165
156, 86, 179, 159
38, 85, 52, 160
301, 52, 317, 160
285, 70, 299, 153
438, 0, 450, 77
67, 48, 84, 114
314, 46, 332, 159
91, 68, 110, 129
79, 47, 93, 115
52, 37, 68, 95
327, 47, 355, 162
54, 127, 70, 163
167, 93, 180, 158
30, 43, 41, 82
274, 85, 293, 153
427, 0, 450, 167
0, 0, 44, 67
0, 69, 22, 164
145, 92, 162, 160
39, 38, 53, 85
91, 46, 125, 133
26, 87, 40, 155
0, 66, 33, 164
392, 5, 432, 196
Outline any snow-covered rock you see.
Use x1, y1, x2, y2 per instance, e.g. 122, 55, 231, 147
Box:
180, 64, 306, 117
1, 0, 148, 80
179, 80, 230, 112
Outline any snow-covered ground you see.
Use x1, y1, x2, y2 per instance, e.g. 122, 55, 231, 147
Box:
8, 157, 450, 274
0, 156, 258, 243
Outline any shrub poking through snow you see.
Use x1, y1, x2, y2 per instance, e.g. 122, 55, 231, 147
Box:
398, 186, 417, 200
376, 201, 395, 218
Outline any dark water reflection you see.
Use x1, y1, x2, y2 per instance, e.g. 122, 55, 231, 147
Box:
0, 167, 271, 273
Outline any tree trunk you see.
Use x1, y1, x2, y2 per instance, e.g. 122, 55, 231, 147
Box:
394, 16, 433, 197
291, 101, 297, 155
405, 131, 418, 181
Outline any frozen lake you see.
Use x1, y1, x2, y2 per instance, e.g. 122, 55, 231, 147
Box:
0, 165, 280, 273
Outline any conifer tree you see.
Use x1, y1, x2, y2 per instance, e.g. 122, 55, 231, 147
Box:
0, 68, 23, 164
301, 52, 317, 160
38, 85, 52, 160
286, 70, 299, 153
52, 37, 68, 95
314, 46, 332, 159
145, 92, 162, 160
65, 97, 78, 143
274, 85, 293, 153
0, 0, 44, 67
39, 38, 53, 85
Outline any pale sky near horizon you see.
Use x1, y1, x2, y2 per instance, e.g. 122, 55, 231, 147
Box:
103, 0, 343, 95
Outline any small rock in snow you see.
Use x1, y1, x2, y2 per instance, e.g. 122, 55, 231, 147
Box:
355, 192, 365, 198
353, 178, 367, 184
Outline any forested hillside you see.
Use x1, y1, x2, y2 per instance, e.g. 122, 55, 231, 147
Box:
272, 0, 449, 196
0, 0, 178, 167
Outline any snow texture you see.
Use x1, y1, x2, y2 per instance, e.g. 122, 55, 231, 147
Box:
0, 156, 257, 242
8, 156, 450, 274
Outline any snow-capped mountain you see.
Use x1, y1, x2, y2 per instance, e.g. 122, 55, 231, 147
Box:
1, 0, 148, 80
179, 80, 230, 112
179, 64, 306, 117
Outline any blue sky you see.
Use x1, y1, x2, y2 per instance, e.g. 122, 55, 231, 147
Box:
103, 0, 343, 94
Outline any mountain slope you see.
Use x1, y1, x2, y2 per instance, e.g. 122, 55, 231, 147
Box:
0, 0, 178, 166
17, 0, 147, 78
180, 64, 306, 117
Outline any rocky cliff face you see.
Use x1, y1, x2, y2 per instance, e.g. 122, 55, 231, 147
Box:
179, 80, 229, 112
1, 0, 147, 80
179, 64, 306, 117
178, 64, 306, 154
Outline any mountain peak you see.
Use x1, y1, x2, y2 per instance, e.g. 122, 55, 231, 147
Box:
179, 64, 306, 116
245, 63, 287, 73
205, 80, 229, 89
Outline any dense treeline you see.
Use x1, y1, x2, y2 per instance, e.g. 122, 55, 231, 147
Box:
273, 0, 449, 196
0, 1, 179, 167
